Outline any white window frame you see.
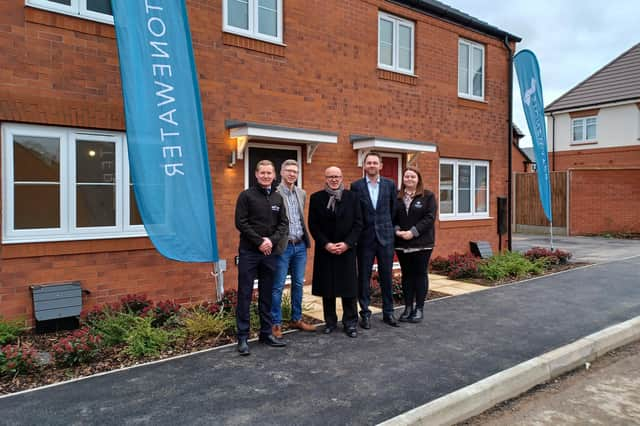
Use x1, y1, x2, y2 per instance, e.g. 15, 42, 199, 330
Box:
223, 0, 284, 44
26, 0, 114, 25
458, 39, 485, 101
571, 116, 597, 144
243, 142, 302, 189
377, 12, 415, 75
1, 123, 145, 243
439, 158, 490, 220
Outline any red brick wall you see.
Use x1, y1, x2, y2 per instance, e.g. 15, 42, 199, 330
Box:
551, 146, 640, 171
0, 1, 513, 320
569, 168, 640, 235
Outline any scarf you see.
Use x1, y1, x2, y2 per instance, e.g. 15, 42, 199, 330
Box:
325, 183, 344, 212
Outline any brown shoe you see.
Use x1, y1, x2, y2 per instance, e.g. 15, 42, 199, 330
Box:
290, 320, 316, 332
272, 324, 283, 338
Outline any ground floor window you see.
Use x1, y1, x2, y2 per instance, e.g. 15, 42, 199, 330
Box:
439, 158, 489, 219
244, 143, 302, 189
1, 123, 145, 243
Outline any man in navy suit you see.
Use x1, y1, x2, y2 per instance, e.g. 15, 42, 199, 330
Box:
350, 152, 399, 328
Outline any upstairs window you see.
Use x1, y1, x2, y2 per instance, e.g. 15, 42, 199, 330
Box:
458, 39, 484, 100
224, 0, 283, 44
378, 12, 414, 75
26, 0, 113, 24
571, 117, 597, 143
2, 123, 144, 243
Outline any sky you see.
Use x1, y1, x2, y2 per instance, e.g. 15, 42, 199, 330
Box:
444, 0, 639, 147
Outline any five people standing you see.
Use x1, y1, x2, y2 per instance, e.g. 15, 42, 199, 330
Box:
235, 155, 436, 352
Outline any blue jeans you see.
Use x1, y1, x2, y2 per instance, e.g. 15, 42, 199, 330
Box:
272, 241, 307, 325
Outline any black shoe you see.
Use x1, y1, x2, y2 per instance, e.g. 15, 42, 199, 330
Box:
237, 338, 250, 356
323, 325, 337, 334
409, 308, 423, 323
399, 305, 413, 322
383, 315, 399, 327
359, 317, 371, 329
259, 334, 287, 347
344, 327, 357, 338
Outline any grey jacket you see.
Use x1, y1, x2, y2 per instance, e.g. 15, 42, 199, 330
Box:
275, 182, 311, 253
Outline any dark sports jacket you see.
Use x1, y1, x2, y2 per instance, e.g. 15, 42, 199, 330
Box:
235, 185, 289, 255
393, 189, 437, 249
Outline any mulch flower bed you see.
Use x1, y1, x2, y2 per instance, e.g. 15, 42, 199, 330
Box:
0, 291, 318, 396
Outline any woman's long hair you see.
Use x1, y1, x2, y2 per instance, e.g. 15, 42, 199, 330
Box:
399, 167, 424, 196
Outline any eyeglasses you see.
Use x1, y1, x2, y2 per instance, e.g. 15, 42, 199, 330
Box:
325, 176, 342, 180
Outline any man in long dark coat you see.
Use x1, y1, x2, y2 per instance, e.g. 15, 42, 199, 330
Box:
308, 166, 363, 337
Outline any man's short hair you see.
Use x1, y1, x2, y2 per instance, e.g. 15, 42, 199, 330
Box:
280, 159, 299, 173
255, 160, 276, 172
364, 151, 382, 162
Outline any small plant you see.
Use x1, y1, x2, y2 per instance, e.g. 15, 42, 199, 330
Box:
478, 251, 545, 282
52, 327, 102, 367
524, 247, 572, 265
369, 271, 404, 300
89, 311, 140, 347
124, 316, 169, 358
0, 317, 25, 346
446, 252, 480, 279
151, 300, 182, 327
119, 294, 153, 316
429, 256, 450, 272
0, 344, 40, 376
183, 311, 231, 340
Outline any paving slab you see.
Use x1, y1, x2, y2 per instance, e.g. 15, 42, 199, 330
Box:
1, 256, 639, 425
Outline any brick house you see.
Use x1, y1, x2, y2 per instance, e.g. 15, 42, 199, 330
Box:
0, 0, 519, 321
544, 42, 640, 235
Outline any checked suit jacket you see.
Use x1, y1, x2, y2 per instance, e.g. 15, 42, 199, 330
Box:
350, 176, 397, 247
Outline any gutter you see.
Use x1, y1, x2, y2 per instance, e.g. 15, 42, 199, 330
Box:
503, 35, 513, 251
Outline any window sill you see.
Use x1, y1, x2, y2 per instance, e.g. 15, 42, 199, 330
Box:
25, 6, 115, 38
439, 216, 493, 227
1, 236, 153, 259
376, 69, 417, 85
222, 32, 286, 57
457, 96, 488, 109
570, 140, 598, 146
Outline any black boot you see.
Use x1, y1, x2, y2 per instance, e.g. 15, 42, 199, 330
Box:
399, 305, 413, 322
409, 308, 423, 323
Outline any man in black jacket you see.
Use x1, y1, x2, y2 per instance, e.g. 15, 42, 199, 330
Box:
234, 160, 289, 355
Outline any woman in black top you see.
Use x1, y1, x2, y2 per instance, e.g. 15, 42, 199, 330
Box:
393, 167, 437, 323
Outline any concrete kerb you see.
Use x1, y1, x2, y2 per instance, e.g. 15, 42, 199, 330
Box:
379, 315, 640, 426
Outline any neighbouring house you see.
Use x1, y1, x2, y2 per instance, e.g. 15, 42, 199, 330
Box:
511, 124, 535, 172
543, 42, 640, 236
0, 0, 519, 322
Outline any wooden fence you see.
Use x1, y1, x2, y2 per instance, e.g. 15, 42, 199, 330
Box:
514, 172, 567, 231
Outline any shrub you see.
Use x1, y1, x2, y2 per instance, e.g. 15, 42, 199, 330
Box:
478, 251, 545, 282
183, 311, 232, 340
446, 252, 480, 279
429, 256, 450, 272
124, 316, 169, 358
0, 344, 40, 376
0, 317, 24, 346
151, 300, 182, 327
89, 311, 140, 347
370, 271, 403, 300
52, 327, 102, 367
119, 294, 153, 316
280, 292, 292, 323
524, 247, 572, 265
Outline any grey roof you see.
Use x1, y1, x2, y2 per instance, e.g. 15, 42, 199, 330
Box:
545, 42, 640, 113
512, 123, 525, 137
393, 0, 521, 42
520, 147, 535, 163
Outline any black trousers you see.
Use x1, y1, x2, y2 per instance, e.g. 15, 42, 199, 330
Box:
236, 248, 278, 339
396, 249, 432, 309
322, 296, 358, 329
